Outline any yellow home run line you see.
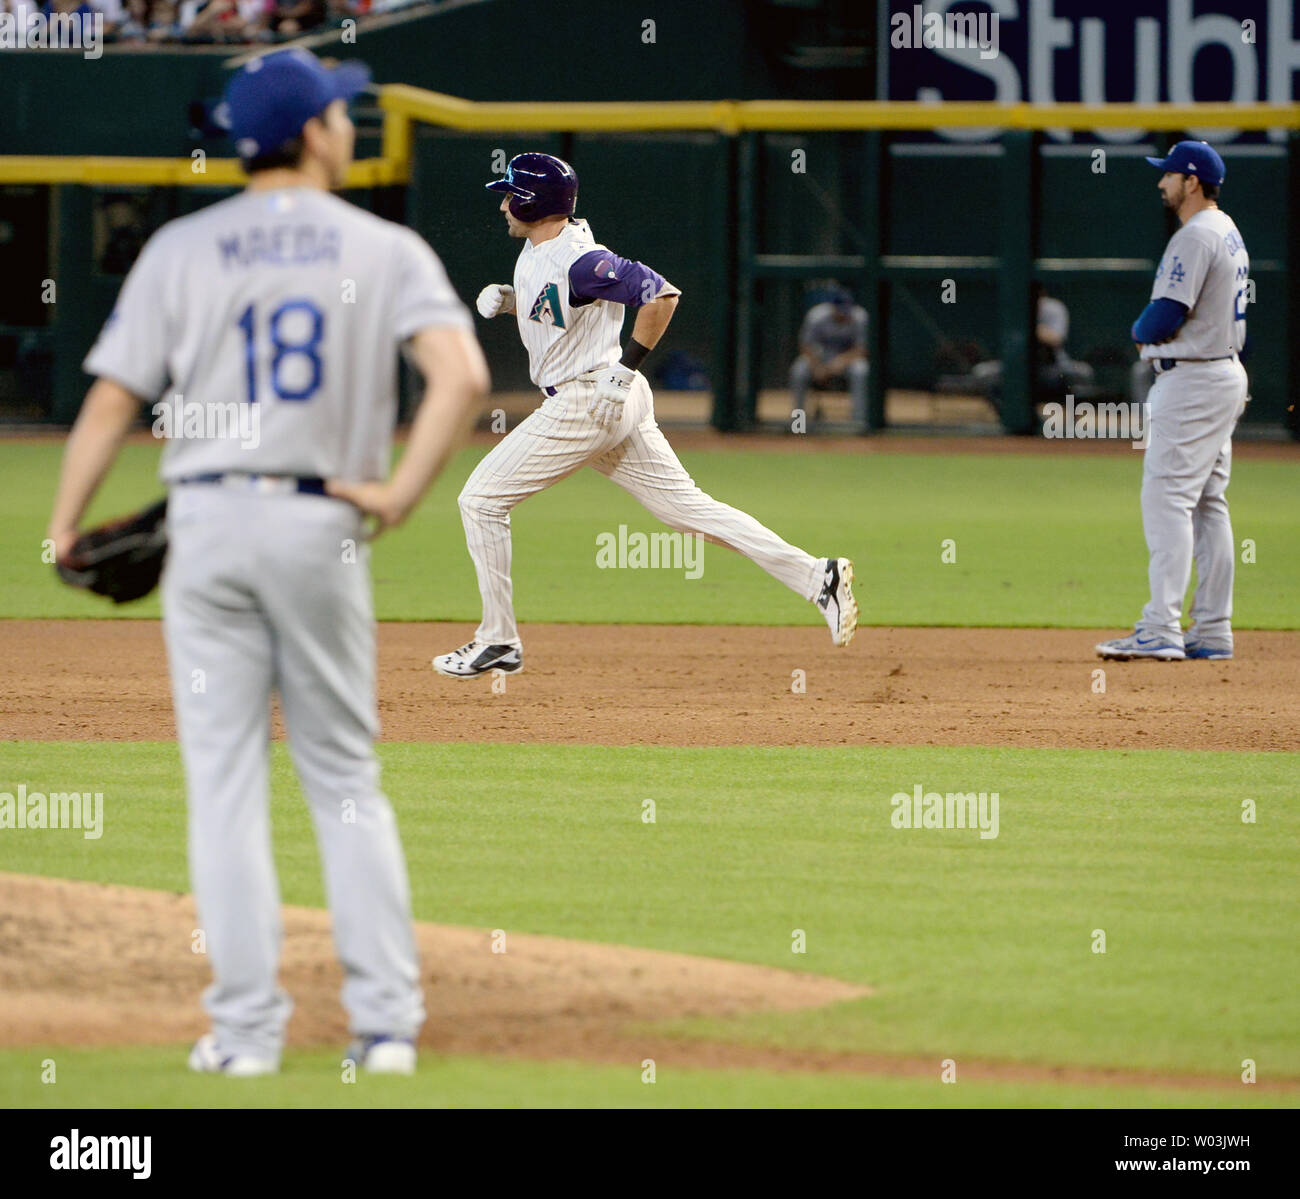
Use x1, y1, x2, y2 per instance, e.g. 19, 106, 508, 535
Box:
379, 89, 1300, 134
1, 89, 1296, 187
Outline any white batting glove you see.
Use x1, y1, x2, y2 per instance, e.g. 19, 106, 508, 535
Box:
476, 283, 515, 319
588, 365, 635, 429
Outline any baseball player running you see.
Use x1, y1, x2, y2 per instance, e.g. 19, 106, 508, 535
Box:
46, 49, 488, 1073
1097, 140, 1248, 662
433, 152, 857, 678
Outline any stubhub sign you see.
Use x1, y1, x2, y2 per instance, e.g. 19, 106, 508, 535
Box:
881, 0, 1300, 141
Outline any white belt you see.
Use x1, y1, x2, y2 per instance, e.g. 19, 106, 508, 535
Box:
174, 472, 327, 496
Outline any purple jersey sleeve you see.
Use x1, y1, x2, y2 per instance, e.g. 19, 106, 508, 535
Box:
568, 249, 676, 308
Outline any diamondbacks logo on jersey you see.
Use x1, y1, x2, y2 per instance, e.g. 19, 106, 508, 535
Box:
528, 282, 566, 328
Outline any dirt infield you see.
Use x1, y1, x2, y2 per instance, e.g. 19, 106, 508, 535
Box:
3, 619, 1297, 751
0, 872, 866, 1059
6, 619, 1299, 1091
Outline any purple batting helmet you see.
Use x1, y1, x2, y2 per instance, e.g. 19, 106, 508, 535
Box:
486, 152, 578, 221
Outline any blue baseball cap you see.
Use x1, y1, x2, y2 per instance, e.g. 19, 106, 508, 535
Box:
1145, 140, 1226, 187
222, 49, 371, 160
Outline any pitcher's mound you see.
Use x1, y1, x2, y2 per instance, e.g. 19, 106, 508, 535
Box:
0, 873, 868, 1058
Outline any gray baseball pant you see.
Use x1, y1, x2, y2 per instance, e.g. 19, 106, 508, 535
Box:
458, 375, 822, 648
789, 356, 869, 424
1137, 359, 1248, 647
162, 483, 424, 1061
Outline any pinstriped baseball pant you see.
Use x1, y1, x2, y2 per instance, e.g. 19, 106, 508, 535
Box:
458, 374, 823, 647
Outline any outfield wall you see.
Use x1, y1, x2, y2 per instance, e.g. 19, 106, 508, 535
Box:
0, 2, 1296, 431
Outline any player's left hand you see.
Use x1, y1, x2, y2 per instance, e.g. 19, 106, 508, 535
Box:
588, 365, 635, 429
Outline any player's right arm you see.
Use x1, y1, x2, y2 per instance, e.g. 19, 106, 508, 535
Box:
46, 378, 141, 563
48, 230, 170, 562
327, 325, 489, 532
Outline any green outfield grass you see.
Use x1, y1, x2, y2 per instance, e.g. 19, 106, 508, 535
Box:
2, 741, 1296, 1108
3, 439, 1296, 628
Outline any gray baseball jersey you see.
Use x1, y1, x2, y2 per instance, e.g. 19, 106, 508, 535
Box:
1141, 208, 1248, 361
1037, 295, 1068, 343
798, 302, 868, 361
1135, 205, 1249, 651
88, 186, 472, 1061
85, 187, 471, 481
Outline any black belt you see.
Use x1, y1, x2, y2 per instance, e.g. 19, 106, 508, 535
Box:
543, 385, 558, 396
176, 472, 327, 496
1153, 355, 1235, 374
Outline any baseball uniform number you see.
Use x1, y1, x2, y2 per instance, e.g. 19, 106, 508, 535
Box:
237, 297, 326, 403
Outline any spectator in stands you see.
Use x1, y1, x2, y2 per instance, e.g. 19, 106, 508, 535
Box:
0, 0, 39, 29
41, 0, 99, 40
972, 281, 1094, 398
111, 0, 149, 37
91, 0, 415, 40
267, 0, 323, 35
93, 0, 126, 34
326, 0, 363, 17
789, 283, 869, 424
145, 0, 180, 40
180, 0, 268, 41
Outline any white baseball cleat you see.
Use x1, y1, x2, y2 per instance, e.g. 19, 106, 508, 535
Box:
432, 640, 523, 678
1094, 631, 1185, 661
815, 557, 858, 647
187, 1033, 279, 1077
347, 1036, 417, 1075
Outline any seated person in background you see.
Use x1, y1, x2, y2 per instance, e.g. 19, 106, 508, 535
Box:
146, 0, 180, 40
789, 284, 869, 423
973, 282, 1095, 397
113, 0, 151, 39
267, 0, 324, 34
180, 0, 267, 40
0, 0, 40, 25
41, 0, 97, 36
93, 0, 127, 34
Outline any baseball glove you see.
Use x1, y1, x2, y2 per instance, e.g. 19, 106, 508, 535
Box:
55, 498, 168, 604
